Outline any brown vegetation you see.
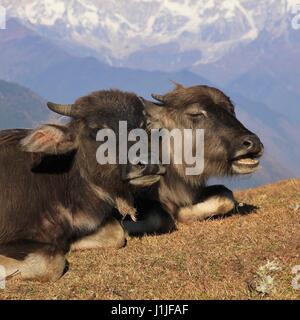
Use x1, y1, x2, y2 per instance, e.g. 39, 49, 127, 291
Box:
1, 179, 299, 300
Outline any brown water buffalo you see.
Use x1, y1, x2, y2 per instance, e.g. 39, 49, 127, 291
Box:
123, 83, 264, 235
0, 90, 165, 282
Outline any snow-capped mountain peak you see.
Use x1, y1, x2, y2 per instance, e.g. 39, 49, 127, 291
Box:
0, 0, 296, 67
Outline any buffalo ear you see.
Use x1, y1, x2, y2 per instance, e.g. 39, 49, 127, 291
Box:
20, 124, 77, 154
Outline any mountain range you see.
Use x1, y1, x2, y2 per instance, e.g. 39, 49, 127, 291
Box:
0, 19, 210, 103
0, 0, 298, 68
1, 0, 299, 121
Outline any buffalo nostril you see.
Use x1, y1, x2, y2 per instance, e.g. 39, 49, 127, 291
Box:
243, 139, 253, 149
137, 162, 146, 169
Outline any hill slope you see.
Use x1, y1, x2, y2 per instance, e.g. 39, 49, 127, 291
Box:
1, 179, 299, 300
0, 80, 48, 129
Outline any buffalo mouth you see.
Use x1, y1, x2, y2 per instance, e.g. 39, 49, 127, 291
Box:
124, 165, 166, 187
231, 151, 262, 174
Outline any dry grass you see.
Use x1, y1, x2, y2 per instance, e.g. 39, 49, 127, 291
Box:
1, 179, 300, 300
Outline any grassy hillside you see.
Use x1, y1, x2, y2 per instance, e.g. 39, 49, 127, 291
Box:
1, 179, 299, 300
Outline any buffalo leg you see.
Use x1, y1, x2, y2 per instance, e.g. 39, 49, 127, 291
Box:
0, 241, 68, 282
71, 218, 126, 251
122, 199, 176, 237
177, 185, 236, 223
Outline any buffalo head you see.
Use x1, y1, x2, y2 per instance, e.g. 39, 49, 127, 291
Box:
143, 83, 264, 183
21, 90, 165, 190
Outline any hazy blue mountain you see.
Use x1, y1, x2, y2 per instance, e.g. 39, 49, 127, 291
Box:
194, 32, 300, 123
226, 34, 300, 123
28, 57, 211, 103
0, 79, 48, 129
0, 19, 69, 84
0, 19, 210, 103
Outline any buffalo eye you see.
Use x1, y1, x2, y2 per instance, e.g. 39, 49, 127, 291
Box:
186, 110, 208, 119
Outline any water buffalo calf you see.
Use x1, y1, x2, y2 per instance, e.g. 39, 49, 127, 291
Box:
0, 90, 164, 282
124, 83, 264, 235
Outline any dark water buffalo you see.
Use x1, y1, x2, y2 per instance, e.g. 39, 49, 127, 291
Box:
0, 90, 164, 282
124, 83, 264, 235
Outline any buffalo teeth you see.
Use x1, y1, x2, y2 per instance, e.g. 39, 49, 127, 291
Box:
236, 158, 259, 165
